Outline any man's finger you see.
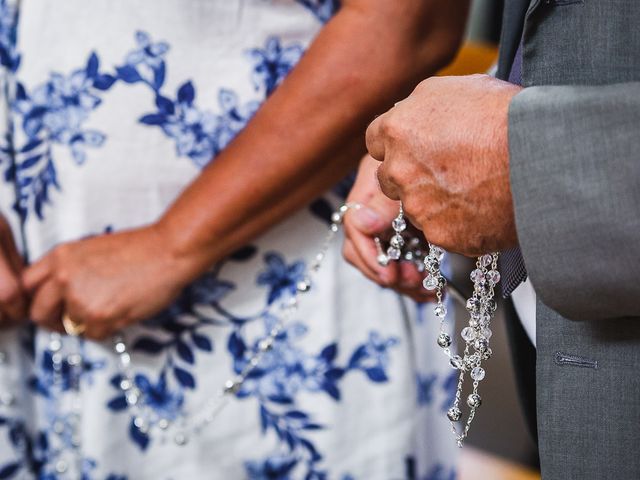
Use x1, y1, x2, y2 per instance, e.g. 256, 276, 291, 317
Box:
365, 115, 387, 161
376, 163, 401, 200
343, 239, 383, 284
0, 225, 24, 274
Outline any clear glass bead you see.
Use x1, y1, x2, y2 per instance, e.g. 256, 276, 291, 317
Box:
422, 274, 440, 291
481, 327, 493, 340
471, 367, 486, 381
470, 269, 485, 284
434, 304, 447, 318
461, 326, 476, 342
377, 254, 389, 266
480, 254, 493, 267
450, 355, 463, 369
296, 278, 311, 293
392, 217, 407, 232
486, 270, 501, 285
387, 246, 401, 261
430, 246, 445, 261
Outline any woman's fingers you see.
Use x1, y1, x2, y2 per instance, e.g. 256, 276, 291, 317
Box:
22, 255, 52, 292
29, 278, 64, 327
0, 248, 28, 323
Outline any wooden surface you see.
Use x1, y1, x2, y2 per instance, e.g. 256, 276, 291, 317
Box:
438, 42, 499, 77
460, 448, 541, 480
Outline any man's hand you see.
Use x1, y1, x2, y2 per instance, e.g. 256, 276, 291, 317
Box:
22, 225, 194, 340
366, 74, 522, 257
0, 214, 27, 326
343, 155, 436, 302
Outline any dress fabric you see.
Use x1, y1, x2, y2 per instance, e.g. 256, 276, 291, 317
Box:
0, 1, 457, 479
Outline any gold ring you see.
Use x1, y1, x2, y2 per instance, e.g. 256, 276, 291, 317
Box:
62, 313, 85, 336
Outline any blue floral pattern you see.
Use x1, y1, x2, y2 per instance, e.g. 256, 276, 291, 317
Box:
0, 1, 457, 478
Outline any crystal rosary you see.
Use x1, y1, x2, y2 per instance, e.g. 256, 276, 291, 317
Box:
377, 204, 500, 447
8, 200, 500, 476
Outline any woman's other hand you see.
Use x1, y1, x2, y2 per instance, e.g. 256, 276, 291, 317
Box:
0, 214, 28, 326
343, 155, 435, 303
22, 225, 194, 340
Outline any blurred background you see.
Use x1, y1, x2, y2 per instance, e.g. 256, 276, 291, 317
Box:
445, 2, 541, 479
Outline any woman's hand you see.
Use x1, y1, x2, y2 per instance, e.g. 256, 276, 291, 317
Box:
0, 214, 28, 326
343, 155, 435, 303
22, 224, 195, 340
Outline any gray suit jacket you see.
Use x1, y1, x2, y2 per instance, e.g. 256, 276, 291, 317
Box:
503, 0, 640, 478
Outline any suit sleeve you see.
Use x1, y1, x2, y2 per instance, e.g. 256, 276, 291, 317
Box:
508, 83, 640, 321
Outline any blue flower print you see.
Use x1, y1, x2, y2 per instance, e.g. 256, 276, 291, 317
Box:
256, 253, 307, 305
142, 84, 260, 168
14, 65, 106, 165
296, 0, 341, 23
119, 30, 168, 91
247, 37, 304, 95
441, 371, 458, 413
0, 0, 19, 72
125, 31, 169, 70
244, 453, 298, 480
416, 373, 438, 407
347, 331, 399, 383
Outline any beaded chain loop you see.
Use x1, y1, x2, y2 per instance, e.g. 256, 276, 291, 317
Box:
377, 204, 500, 447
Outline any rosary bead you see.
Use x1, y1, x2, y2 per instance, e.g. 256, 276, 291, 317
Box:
224, 380, 241, 394
158, 419, 170, 430
386, 246, 401, 261
471, 367, 486, 381
447, 407, 462, 422
377, 254, 390, 266
470, 269, 485, 285
482, 348, 493, 360
114, 342, 127, 354
467, 393, 482, 409
480, 254, 493, 267
390, 234, 404, 249
461, 327, 476, 343
296, 278, 311, 293
481, 327, 493, 340
486, 270, 501, 285
434, 304, 447, 318
174, 432, 188, 446
437, 333, 452, 349
450, 355, 464, 370
392, 217, 407, 232
422, 274, 440, 291
466, 297, 481, 313
430, 246, 445, 261
331, 212, 342, 224
55, 460, 68, 474
474, 339, 489, 353
463, 354, 479, 371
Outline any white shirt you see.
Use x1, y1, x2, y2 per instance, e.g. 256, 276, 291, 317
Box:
511, 278, 537, 347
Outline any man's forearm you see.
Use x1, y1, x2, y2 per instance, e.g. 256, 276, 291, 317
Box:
509, 83, 640, 321
158, 0, 470, 281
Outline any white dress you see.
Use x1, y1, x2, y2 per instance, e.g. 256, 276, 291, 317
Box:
0, 1, 458, 479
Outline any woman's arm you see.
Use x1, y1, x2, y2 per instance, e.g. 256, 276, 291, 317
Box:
161, 0, 471, 281
23, 0, 470, 339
